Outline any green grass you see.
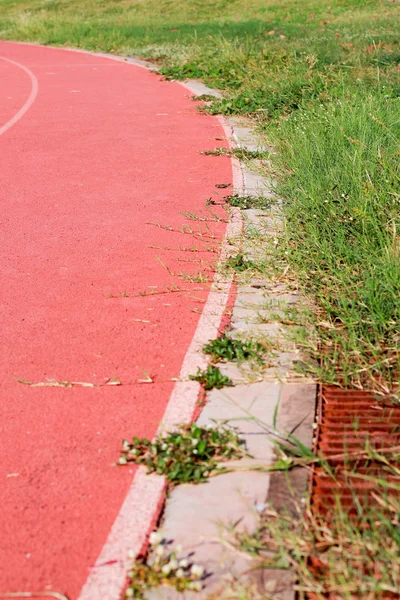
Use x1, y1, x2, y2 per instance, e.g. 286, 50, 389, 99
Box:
0, 0, 398, 393
233, 441, 400, 600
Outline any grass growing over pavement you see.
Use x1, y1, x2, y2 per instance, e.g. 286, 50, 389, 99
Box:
233, 442, 400, 599
1, 0, 398, 393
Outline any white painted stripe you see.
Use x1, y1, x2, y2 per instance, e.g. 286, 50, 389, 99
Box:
77, 148, 243, 600
76, 87, 243, 600
0, 41, 244, 600
0, 56, 38, 137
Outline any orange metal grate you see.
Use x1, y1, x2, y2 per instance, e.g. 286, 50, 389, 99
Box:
305, 386, 400, 600
311, 386, 400, 515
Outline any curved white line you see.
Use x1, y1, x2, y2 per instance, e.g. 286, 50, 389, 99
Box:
0, 56, 38, 136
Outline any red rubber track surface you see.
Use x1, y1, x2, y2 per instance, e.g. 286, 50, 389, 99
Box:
0, 42, 231, 598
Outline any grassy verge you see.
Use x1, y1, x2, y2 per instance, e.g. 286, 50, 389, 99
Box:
1, 0, 398, 394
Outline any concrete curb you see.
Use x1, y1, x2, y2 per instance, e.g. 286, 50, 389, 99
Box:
141, 91, 317, 599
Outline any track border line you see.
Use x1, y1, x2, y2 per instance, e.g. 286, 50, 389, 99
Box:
0, 55, 38, 136
76, 83, 244, 600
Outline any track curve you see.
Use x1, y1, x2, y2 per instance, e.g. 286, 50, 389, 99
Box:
0, 42, 232, 599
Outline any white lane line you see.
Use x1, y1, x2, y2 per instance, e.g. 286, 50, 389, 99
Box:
77, 85, 243, 600
0, 56, 38, 137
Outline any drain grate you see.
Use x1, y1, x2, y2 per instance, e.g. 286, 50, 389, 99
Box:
310, 386, 400, 516
305, 386, 400, 599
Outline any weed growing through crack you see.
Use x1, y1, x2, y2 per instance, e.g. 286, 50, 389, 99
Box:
125, 535, 206, 598
225, 193, 271, 211
119, 423, 247, 483
203, 334, 265, 365
189, 365, 233, 390
225, 253, 258, 272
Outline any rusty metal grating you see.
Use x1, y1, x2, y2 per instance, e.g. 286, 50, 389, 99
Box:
305, 386, 400, 600
310, 386, 400, 516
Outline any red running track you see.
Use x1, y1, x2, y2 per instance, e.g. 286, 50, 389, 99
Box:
0, 42, 231, 598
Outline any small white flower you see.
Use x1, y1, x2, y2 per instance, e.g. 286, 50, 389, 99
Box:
161, 443, 168, 451
179, 558, 189, 569
168, 558, 179, 571
191, 438, 199, 446
155, 545, 165, 556
149, 531, 163, 546
192, 449, 198, 454
176, 568, 185, 579
161, 564, 171, 575
118, 456, 128, 465
127, 549, 135, 559
125, 588, 134, 598
191, 564, 205, 578
190, 581, 202, 591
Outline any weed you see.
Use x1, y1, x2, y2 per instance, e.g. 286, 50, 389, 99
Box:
201, 147, 269, 160
231, 432, 400, 599
225, 193, 271, 211
234, 497, 400, 600
125, 535, 205, 598
119, 423, 247, 483
203, 334, 265, 364
192, 93, 217, 102
225, 253, 257, 272
178, 270, 210, 284
189, 365, 233, 390
180, 209, 228, 223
